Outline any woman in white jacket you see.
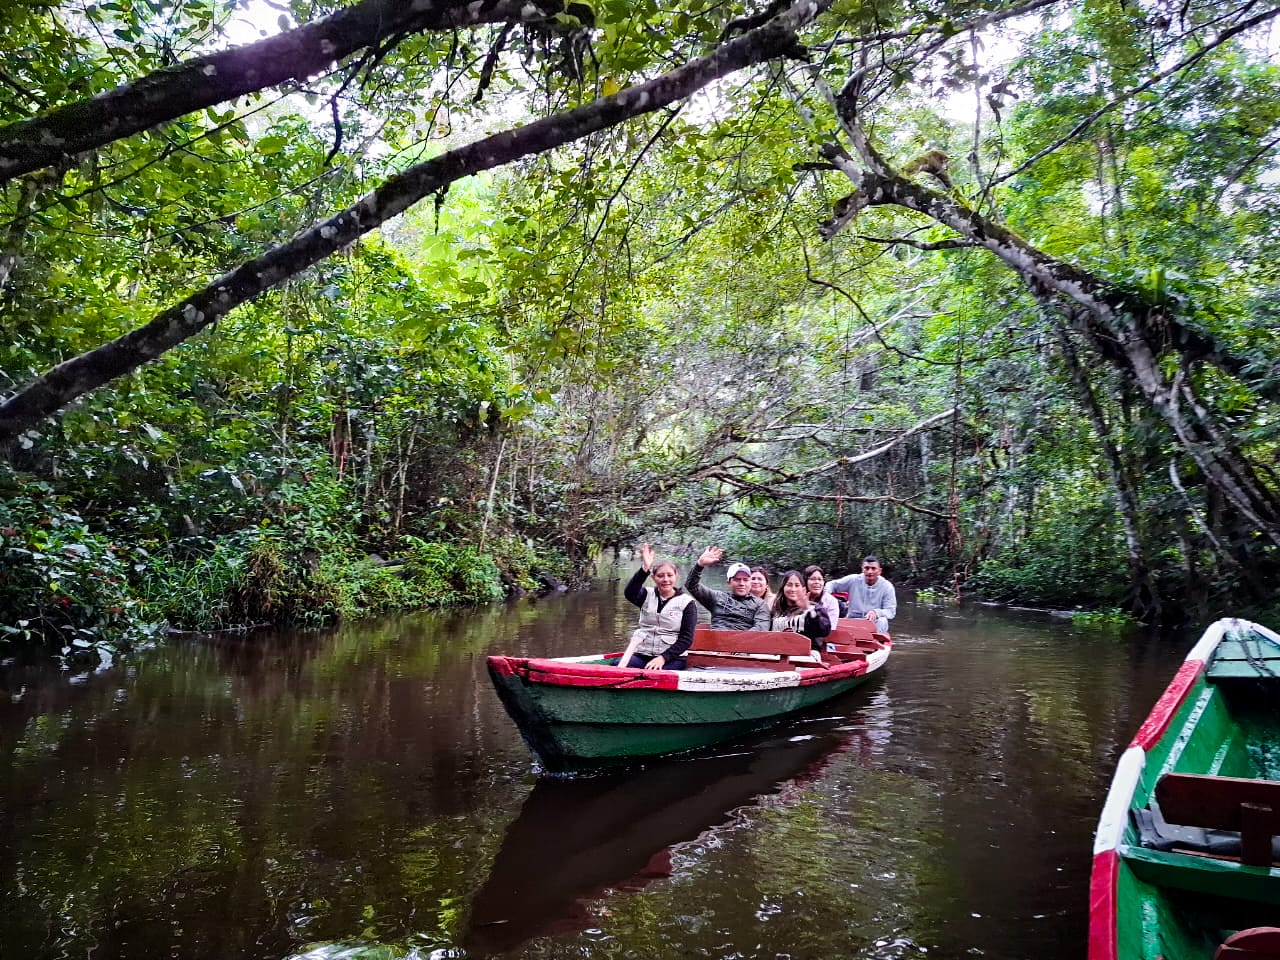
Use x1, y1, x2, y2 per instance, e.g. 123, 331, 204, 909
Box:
770, 570, 832, 650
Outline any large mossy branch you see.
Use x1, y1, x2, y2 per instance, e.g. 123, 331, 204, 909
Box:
834, 163, 1280, 542
0, 0, 581, 184
0, 0, 831, 442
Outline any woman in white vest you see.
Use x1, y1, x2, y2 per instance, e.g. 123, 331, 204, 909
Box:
615, 543, 699, 671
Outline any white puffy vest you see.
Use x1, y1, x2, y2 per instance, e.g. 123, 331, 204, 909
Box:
631, 588, 695, 658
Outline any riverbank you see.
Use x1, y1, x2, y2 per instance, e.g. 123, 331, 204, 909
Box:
0, 500, 577, 664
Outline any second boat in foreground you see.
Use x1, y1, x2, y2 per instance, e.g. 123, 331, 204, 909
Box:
1089, 617, 1280, 960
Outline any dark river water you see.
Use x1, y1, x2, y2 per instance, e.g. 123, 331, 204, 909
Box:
0, 583, 1194, 960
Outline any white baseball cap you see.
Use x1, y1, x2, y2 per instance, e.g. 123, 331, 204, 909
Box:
726, 562, 752, 579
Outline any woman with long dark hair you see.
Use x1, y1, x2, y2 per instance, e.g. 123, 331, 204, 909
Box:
771, 570, 832, 650
803, 564, 841, 630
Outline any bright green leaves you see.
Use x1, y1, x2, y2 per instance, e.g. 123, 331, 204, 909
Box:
256, 135, 289, 155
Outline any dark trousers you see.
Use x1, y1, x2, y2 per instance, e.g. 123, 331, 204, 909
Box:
624, 654, 687, 670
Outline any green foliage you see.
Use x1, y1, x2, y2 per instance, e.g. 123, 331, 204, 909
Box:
0, 478, 163, 659
5, 0, 1280, 641
1071, 607, 1138, 629
915, 586, 958, 605
400, 537, 504, 606
966, 498, 1128, 609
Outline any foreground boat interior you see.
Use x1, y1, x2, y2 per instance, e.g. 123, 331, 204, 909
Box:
1091, 619, 1280, 960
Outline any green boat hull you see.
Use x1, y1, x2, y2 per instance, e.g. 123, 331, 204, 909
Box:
1091, 619, 1280, 960
488, 654, 885, 772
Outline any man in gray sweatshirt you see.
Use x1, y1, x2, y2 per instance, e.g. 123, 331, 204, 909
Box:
683, 546, 772, 631
825, 555, 896, 634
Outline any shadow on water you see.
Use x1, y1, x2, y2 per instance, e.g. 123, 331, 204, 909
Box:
464, 687, 885, 956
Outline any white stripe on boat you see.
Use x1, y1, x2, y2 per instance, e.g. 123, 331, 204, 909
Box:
674, 670, 805, 692
1185, 617, 1232, 664
1093, 745, 1145, 855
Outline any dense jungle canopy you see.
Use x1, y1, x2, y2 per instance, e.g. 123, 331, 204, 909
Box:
2, 0, 1279, 655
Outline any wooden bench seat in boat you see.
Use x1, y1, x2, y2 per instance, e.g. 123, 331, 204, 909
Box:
685, 628, 814, 671
823, 619, 885, 660
1155, 772, 1280, 868
1215, 927, 1280, 960
1123, 773, 1280, 904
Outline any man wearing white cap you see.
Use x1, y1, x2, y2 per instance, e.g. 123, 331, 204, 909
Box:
683, 545, 772, 630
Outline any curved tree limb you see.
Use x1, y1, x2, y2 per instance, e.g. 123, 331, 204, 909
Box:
0, 0, 587, 185
0, 0, 832, 442
821, 138, 1280, 543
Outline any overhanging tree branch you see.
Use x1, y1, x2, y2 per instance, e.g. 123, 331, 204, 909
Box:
990, 4, 1280, 187
0, 0, 833, 442
819, 115, 1280, 545
0, 0, 587, 185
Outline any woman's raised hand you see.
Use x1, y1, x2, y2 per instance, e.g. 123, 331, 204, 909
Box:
639, 542, 655, 572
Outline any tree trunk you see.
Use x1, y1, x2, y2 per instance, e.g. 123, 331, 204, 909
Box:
1054, 323, 1162, 619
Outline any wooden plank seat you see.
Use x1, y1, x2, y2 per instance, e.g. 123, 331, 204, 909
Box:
685, 628, 814, 671
1215, 927, 1280, 960
1155, 773, 1280, 867
822, 619, 887, 662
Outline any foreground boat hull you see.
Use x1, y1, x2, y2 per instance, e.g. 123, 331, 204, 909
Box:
488, 641, 889, 771
1089, 618, 1280, 960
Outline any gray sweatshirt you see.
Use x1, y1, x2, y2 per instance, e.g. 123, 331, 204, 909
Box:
825, 573, 897, 622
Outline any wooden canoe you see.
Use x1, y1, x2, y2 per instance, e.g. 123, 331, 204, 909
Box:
487, 618, 890, 772
1089, 617, 1280, 960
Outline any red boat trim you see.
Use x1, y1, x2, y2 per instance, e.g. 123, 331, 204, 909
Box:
797, 660, 866, 686
522, 658, 682, 690
1129, 660, 1204, 750
1086, 619, 1239, 960
487, 655, 516, 677
1087, 849, 1119, 960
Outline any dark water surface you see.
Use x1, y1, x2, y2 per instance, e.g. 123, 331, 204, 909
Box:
0, 587, 1194, 960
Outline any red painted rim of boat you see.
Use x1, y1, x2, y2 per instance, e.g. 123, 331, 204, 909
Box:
487, 655, 516, 677
490, 647, 888, 687
1129, 659, 1205, 750
797, 660, 868, 685
512, 657, 683, 690
1086, 849, 1119, 960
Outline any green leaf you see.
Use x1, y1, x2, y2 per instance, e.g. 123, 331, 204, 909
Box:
256, 135, 288, 154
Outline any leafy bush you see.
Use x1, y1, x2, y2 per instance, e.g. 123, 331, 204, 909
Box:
139, 528, 285, 630
967, 546, 1126, 608
302, 553, 420, 624
0, 481, 163, 661
400, 537, 504, 605
1072, 607, 1138, 629
488, 535, 573, 593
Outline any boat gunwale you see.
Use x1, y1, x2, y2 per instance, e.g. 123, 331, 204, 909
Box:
1086, 617, 1280, 960
487, 640, 890, 695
